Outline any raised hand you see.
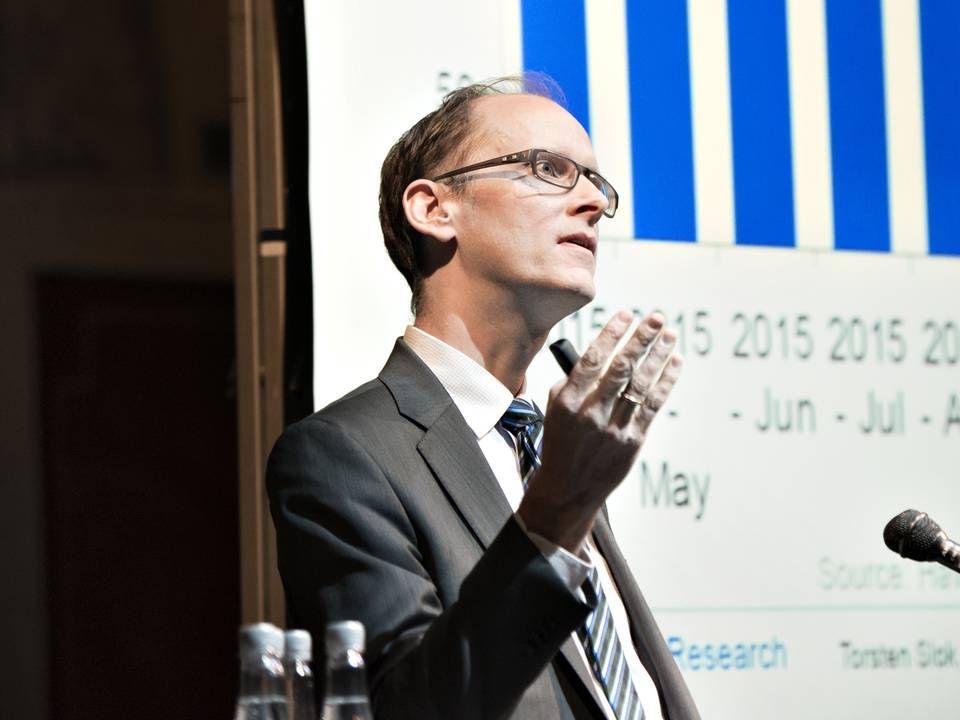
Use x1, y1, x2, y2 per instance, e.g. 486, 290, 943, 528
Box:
518, 310, 684, 552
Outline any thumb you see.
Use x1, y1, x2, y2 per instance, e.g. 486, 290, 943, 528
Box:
546, 378, 565, 407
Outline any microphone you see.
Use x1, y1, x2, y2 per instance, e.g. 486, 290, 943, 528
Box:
883, 509, 960, 574
548, 339, 579, 376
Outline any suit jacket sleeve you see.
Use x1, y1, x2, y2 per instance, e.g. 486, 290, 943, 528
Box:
267, 416, 593, 720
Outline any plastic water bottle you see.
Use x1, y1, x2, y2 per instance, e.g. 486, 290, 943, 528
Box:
283, 629, 316, 720
234, 623, 288, 720
322, 621, 373, 720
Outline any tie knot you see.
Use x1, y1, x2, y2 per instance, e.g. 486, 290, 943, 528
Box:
498, 398, 544, 485
499, 397, 543, 433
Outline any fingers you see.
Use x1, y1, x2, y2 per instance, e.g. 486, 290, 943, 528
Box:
610, 327, 678, 426
593, 313, 664, 408
633, 353, 683, 431
561, 310, 634, 395
624, 327, 675, 400
556, 309, 682, 433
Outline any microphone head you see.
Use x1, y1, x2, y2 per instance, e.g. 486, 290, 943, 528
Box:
883, 509, 943, 561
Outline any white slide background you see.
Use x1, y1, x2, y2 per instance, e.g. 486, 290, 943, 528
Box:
303, 2, 960, 716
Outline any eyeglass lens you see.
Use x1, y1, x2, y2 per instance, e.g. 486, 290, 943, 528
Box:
531, 151, 617, 218
532, 151, 577, 186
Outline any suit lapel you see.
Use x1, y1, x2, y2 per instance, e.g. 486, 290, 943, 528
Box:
592, 511, 700, 719
418, 405, 513, 549
557, 637, 611, 717
379, 339, 512, 550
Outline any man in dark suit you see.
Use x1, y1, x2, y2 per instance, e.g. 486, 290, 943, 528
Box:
267, 78, 700, 719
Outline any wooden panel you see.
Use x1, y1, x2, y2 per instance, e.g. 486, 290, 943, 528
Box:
253, 0, 287, 626
230, 0, 266, 624
231, 0, 287, 626
39, 275, 239, 720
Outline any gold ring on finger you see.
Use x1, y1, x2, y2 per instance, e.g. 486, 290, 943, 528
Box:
620, 391, 647, 409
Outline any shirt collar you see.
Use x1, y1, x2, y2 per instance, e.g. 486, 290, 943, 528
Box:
403, 325, 517, 439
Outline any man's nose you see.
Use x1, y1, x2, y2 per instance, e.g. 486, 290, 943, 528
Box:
570, 174, 610, 219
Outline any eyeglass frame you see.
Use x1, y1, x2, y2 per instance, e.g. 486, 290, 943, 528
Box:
431, 148, 619, 218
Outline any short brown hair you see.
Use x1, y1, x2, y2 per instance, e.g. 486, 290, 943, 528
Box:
378, 74, 563, 315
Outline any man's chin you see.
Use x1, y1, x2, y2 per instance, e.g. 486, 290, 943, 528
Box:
562, 270, 597, 304
536, 279, 596, 324
567, 280, 596, 307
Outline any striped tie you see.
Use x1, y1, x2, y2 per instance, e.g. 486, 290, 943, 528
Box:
497, 398, 544, 488
497, 399, 644, 720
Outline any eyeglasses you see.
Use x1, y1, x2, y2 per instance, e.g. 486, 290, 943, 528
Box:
431, 148, 619, 218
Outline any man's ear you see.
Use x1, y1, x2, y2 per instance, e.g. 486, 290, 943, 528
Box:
403, 179, 457, 242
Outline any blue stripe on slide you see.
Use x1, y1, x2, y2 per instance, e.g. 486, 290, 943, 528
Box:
826, 0, 890, 252
920, 0, 960, 256
727, 0, 795, 247
625, 0, 696, 241
521, 0, 591, 135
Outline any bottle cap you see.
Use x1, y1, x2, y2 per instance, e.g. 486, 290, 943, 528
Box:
284, 629, 313, 662
238, 622, 284, 660
325, 620, 365, 655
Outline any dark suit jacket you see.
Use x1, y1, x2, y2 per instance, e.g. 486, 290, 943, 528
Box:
267, 339, 700, 720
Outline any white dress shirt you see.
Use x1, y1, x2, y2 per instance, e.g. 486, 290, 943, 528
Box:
404, 326, 663, 720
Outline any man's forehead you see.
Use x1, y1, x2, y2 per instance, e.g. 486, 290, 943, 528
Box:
467, 94, 597, 164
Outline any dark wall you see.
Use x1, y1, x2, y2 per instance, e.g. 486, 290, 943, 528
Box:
0, 3, 236, 718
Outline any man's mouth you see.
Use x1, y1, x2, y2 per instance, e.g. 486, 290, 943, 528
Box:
558, 233, 598, 255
